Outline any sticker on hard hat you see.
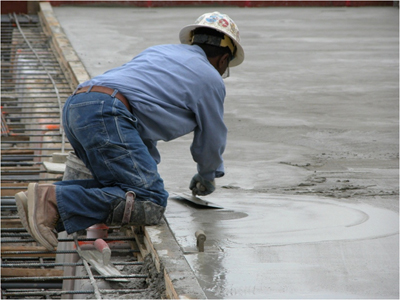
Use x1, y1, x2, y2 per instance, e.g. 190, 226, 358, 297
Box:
219, 19, 229, 27
205, 15, 218, 23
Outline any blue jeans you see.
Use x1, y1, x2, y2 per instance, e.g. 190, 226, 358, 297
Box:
55, 90, 168, 234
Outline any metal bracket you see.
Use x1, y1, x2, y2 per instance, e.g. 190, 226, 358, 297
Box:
122, 191, 135, 225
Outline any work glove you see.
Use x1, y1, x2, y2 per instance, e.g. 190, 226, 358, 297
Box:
189, 173, 216, 196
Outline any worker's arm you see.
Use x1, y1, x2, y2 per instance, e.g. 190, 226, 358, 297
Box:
190, 77, 227, 193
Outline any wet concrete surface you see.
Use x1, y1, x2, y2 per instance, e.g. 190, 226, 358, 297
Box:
53, 5, 399, 298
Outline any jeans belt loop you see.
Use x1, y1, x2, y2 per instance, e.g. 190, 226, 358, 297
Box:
111, 89, 118, 98
72, 85, 132, 113
86, 85, 93, 93
72, 86, 81, 95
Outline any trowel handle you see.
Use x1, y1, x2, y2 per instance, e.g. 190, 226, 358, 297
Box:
192, 182, 207, 196
196, 182, 206, 191
195, 230, 206, 252
94, 238, 111, 265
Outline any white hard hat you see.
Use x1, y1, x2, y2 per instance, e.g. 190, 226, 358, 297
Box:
179, 11, 244, 67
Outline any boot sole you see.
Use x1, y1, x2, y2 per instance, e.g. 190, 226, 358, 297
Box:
27, 183, 55, 251
15, 192, 33, 237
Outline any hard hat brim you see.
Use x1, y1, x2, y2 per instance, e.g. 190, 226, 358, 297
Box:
179, 24, 244, 67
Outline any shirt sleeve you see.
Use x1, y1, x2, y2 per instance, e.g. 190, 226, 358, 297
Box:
190, 80, 227, 181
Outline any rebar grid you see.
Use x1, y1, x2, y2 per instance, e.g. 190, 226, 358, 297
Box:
1, 13, 152, 300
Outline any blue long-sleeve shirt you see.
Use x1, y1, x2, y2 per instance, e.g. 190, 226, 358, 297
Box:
78, 44, 227, 181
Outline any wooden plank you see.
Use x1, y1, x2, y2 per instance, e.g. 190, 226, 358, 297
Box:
134, 227, 149, 258
1, 183, 29, 187
2, 190, 27, 197
1, 267, 63, 277
1, 136, 30, 142
143, 227, 161, 273
164, 270, 180, 300
2, 166, 41, 171
2, 246, 56, 258
1, 218, 23, 229
2, 171, 41, 176
124, 227, 144, 261
1, 149, 34, 155
1, 183, 28, 196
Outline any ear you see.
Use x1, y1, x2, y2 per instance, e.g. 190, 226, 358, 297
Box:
218, 53, 230, 69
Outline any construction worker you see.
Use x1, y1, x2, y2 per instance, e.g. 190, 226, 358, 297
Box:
15, 11, 244, 250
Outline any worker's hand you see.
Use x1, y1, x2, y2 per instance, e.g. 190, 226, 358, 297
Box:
189, 174, 216, 196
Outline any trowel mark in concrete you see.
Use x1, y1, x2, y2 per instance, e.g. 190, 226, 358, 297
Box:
225, 195, 398, 246
167, 193, 399, 299
167, 193, 399, 249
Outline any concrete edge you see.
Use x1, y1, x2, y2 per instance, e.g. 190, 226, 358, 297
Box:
143, 218, 207, 299
38, 2, 90, 90
38, 3, 206, 298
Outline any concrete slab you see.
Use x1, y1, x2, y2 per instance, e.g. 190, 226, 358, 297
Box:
167, 193, 398, 298
53, 5, 399, 298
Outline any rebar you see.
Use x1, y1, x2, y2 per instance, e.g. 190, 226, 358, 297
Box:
13, 13, 65, 150
2, 289, 148, 297
1, 237, 136, 243
1, 283, 63, 290
1, 261, 143, 268
1, 274, 147, 282
1, 234, 136, 242
2, 249, 139, 255
1, 13, 153, 299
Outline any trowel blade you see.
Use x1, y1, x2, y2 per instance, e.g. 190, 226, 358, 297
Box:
78, 249, 129, 282
171, 193, 223, 209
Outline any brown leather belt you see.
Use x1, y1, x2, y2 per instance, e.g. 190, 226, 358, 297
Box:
74, 85, 131, 113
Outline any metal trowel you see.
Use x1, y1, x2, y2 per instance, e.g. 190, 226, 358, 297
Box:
77, 248, 129, 282
171, 192, 223, 209
73, 235, 129, 282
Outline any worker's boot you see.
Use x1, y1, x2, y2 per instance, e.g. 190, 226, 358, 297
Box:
27, 183, 59, 251
15, 191, 33, 236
